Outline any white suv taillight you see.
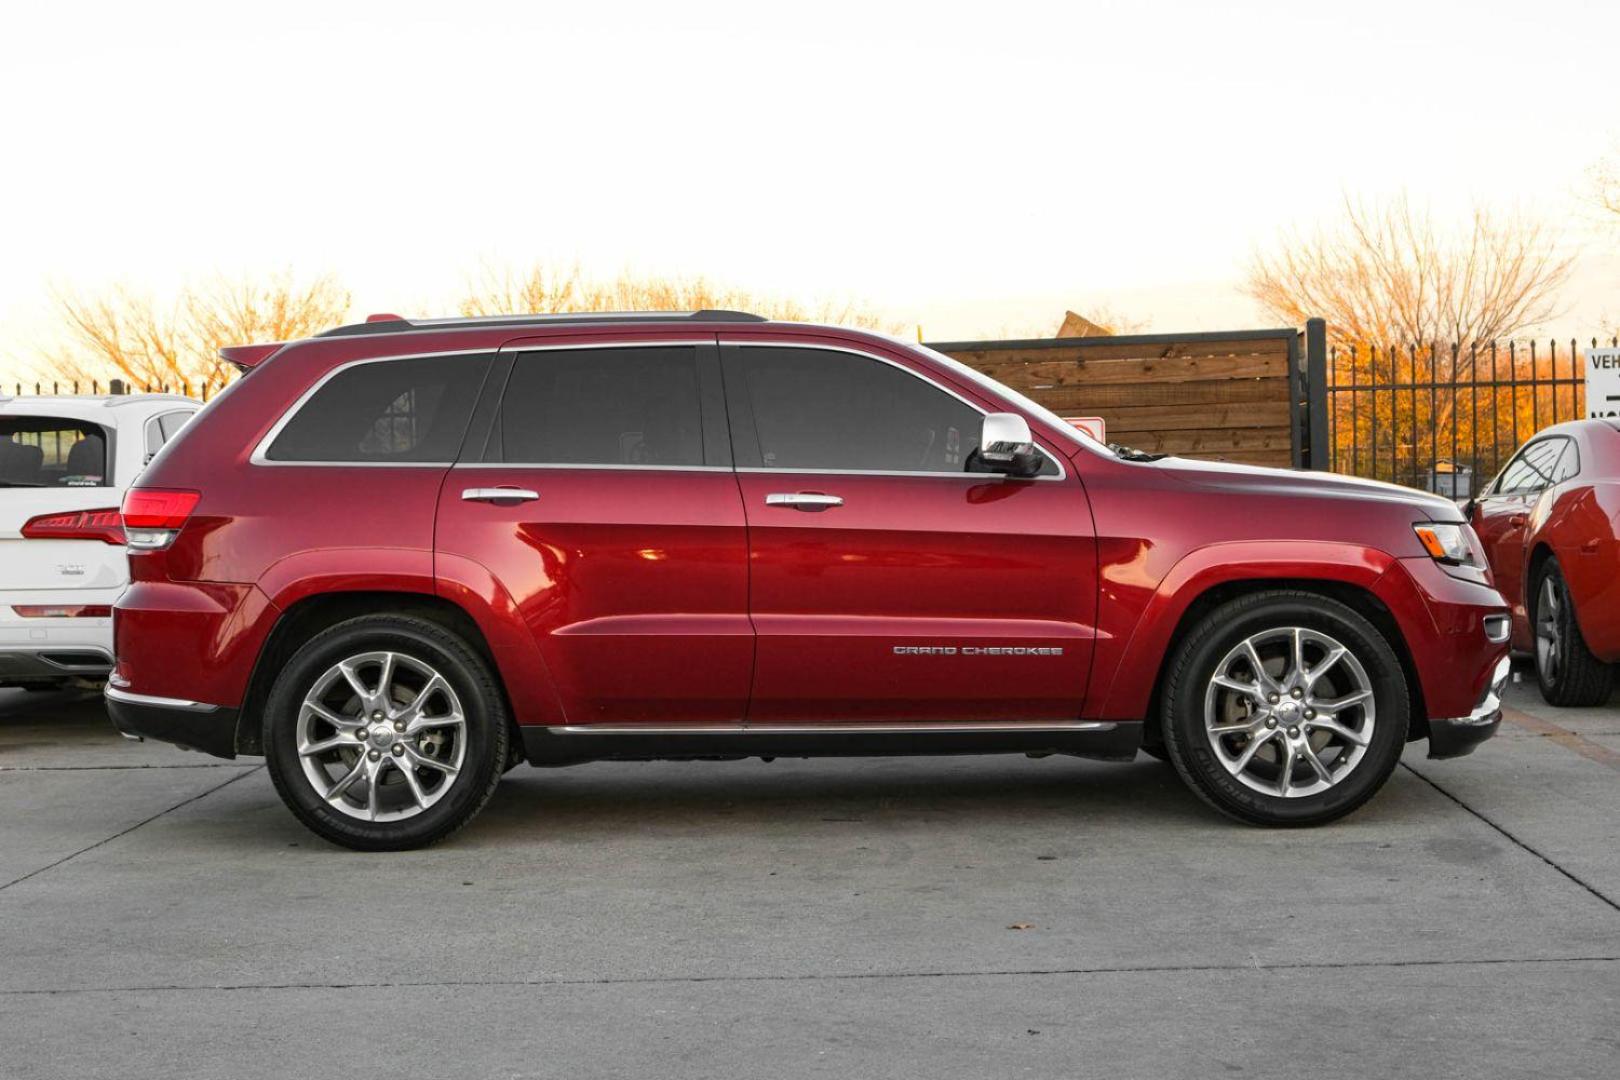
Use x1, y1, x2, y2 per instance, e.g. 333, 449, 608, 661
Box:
20, 508, 126, 545
120, 488, 200, 550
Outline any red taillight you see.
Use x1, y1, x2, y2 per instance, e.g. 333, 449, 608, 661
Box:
120, 488, 200, 550
13, 605, 113, 618
20, 508, 125, 545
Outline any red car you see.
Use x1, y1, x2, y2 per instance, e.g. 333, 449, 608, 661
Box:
106, 312, 1511, 849
1469, 419, 1620, 706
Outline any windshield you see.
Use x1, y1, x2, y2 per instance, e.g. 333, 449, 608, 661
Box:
0, 416, 111, 488
913, 345, 1117, 458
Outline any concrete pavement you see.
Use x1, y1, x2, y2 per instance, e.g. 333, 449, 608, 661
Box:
1, 676, 1615, 1079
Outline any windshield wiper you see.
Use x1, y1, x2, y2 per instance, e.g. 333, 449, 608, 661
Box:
1108, 443, 1169, 463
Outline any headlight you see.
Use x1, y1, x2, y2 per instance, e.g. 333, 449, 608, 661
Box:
1413, 522, 1480, 566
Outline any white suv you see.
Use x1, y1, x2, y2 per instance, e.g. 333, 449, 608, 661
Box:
1, 393, 198, 691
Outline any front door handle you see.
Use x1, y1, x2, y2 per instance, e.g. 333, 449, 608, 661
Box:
765, 492, 843, 511
462, 487, 540, 503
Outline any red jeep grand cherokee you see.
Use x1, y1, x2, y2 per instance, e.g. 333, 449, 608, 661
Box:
106, 312, 1511, 850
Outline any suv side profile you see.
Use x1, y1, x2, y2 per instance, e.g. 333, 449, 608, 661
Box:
107, 313, 1511, 850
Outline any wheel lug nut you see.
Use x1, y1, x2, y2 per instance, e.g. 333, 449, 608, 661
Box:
1265, 718, 1277, 729
393, 722, 404, 732
391, 744, 404, 756
1304, 709, 1316, 719
367, 749, 380, 761
1267, 693, 1279, 704
356, 728, 369, 740
1288, 726, 1300, 738
1291, 688, 1303, 698
371, 710, 383, 720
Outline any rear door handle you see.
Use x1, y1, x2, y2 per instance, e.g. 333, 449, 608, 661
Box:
462, 487, 539, 503
765, 493, 843, 511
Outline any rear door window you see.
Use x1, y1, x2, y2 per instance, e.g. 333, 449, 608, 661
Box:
498, 347, 708, 467
0, 417, 110, 488
266, 354, 493, 464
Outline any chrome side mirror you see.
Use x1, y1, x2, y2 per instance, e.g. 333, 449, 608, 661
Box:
974, 413, 1043, 478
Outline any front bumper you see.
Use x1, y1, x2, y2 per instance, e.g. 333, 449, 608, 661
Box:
1427, 655, 1509, 759
104, 685, 239, 759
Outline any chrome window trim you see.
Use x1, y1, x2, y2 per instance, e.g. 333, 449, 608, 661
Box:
105, 685, 219, 713
719, 338, 1068, 482
249, 348, 498, 468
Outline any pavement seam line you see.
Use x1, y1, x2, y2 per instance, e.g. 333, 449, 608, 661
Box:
0, 764, 248, 773
1499, 705, 1620, 772
1399, 761, 1620, 914
0, 765, 262, 895
2, 954, 1615, 997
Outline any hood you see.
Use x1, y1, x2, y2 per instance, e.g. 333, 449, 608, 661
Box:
1151, 456, 1464, 522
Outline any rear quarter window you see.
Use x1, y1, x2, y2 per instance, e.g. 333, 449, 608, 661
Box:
265, 354, 493, 464
0, 417, 110, 487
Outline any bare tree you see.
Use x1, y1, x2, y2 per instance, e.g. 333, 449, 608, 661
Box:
47, 272, 350, 391
1594, 147, 1620, 219
1245, 193, 1573, 349
457, 263, 896, 331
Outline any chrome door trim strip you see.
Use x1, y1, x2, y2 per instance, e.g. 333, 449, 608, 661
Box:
547, 721, 1116, 735
717, 338, 1068, 481
105, 685, 220, 713
450, 462, 733, 473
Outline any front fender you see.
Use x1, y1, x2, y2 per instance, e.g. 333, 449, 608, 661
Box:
1086, 540, 1398, 721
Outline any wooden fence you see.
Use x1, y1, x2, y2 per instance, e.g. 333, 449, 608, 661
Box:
931, 328, 1303, 467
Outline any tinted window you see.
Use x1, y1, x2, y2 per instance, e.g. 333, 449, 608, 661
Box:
734, 347, 1051, 474
1552, 441, 1580, 483
1494, 438, 1567, 494
267, 354, 492, 463
0, 417, 108, 488
158, 411, 192, 440
500, 347, 705, 466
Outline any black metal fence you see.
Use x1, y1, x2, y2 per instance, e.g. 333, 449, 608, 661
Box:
1321, 335, 1619, 497
4, 377, 223, 400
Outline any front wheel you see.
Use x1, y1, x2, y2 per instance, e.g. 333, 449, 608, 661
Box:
263, 615, 509, 851
1531, 560, 1614, 707
1160, 591, 1409, 827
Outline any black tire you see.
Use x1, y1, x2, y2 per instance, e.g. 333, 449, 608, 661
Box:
1160, 590, 1409, 827
1530, 559, 1614, 707
263, 614, 509, 851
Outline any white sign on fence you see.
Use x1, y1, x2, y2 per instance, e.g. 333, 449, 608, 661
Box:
1589, 348, 1620, 419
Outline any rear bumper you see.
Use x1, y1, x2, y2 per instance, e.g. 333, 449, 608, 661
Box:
1427, 655, 1509, 760
0, 602, 115, 682
0, 645, 113, 681
104, 685, 239, 759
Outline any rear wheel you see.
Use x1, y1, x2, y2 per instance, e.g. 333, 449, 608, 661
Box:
1160, 591, 1409, 827
263, 615, 508, 851
1531, 559, 1613, 707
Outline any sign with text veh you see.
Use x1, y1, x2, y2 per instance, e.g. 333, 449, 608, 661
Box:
1589, 348, 1620, 418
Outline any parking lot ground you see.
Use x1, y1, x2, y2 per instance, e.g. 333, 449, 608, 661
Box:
2, 675, 1617, 1080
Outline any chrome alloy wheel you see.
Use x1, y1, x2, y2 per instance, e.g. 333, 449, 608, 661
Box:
296, 651, 467, 822
1535, 576, 1562, 685
1202, 627, 1375, 798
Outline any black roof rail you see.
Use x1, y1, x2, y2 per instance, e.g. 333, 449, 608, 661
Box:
317, 309, 768, 338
